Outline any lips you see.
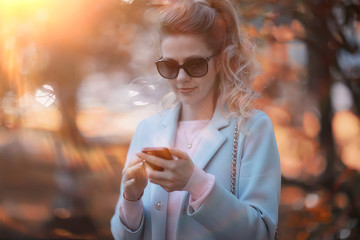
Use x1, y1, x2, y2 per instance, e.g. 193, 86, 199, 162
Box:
178, 87, 196, 93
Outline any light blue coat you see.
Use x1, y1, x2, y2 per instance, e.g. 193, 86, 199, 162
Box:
111, 104, 281, 240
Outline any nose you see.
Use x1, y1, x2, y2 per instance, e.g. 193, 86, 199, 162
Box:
176, 68, 190, 82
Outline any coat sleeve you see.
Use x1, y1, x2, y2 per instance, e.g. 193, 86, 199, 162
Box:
187, 114, 281, 240
111, 120, 146, 240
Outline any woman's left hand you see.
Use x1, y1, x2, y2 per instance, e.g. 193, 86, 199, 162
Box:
136, 148, 194, 192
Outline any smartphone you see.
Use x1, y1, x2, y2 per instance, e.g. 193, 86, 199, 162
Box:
141, 147, 172, 171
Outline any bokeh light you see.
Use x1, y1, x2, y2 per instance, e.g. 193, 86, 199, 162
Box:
1, 0, 360, 239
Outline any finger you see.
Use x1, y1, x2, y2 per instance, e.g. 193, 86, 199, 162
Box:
125, 157, 143, 168
123, 161, 144, 181
144, 162, 153, 176
144, 167, 169, 185
128, 161, 145, 176
145, 164, 169, 181
147, 177, 167, 187
168, 148, 189, 160
123, 178, 135, 190
137, 152, 172, 170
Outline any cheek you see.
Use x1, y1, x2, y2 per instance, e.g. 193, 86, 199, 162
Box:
203, 69, 218, 91
209, 61, 219, 78
197, 77, 217, 98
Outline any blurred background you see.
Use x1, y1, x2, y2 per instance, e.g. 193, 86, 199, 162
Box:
0, 0, 359, 239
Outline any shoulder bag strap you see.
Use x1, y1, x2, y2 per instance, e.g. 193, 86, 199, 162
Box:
230, 121, 239, 195
231, 119, 279, 240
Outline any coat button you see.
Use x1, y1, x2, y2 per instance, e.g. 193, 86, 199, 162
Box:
154, 201, 163, 210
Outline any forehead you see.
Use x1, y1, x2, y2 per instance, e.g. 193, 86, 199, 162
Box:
161, 34, 211, 60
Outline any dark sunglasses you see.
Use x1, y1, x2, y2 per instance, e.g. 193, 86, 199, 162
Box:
155, 55, 214, 79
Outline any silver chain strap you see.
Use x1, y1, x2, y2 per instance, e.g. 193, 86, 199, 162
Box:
230, 120, 278, 239
231, 122, 239, 195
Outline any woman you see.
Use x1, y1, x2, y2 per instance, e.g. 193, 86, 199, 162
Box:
111, 0, 281, 239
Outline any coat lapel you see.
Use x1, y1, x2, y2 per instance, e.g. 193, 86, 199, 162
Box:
158, 103, 182, 147
192, 105, 230, 169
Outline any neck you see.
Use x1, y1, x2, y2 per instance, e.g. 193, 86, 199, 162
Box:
180, 101, 216, 121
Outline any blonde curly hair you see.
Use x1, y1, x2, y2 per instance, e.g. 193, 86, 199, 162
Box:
158, 0, 260, 126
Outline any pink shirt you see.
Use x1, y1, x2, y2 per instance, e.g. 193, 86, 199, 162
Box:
119, 120, 215, 239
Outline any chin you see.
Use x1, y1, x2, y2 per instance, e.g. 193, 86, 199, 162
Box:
178, 97, 200, 106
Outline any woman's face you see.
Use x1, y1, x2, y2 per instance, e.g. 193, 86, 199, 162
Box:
160, 34, 218, 108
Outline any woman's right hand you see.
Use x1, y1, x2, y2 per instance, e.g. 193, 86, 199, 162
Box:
122, 158, 148, 201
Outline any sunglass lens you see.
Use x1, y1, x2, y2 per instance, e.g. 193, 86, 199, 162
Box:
184, 58, 208, 77
156, 61, 178, 79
